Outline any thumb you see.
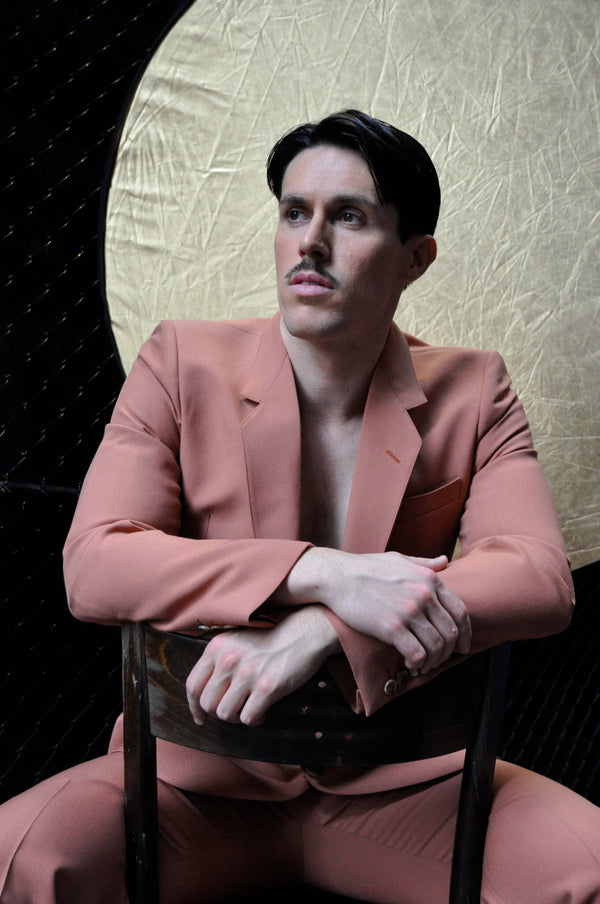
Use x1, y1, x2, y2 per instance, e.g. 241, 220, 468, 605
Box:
404, 554, 449, 572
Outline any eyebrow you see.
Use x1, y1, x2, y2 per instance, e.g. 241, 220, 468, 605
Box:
279, 193, 378, 209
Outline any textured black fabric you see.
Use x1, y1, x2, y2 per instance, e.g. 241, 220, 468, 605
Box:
1, 0, 192, 803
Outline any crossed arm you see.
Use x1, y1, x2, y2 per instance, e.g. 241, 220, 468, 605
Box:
64, 324, 573, 728
186, 549, 471, 726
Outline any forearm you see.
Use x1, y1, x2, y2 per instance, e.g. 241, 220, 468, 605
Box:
441, 536, 574, 646
270, 546, 347, 608
272, 545, 470, 665
64, 523, 311, 632
186, 604, 342, 726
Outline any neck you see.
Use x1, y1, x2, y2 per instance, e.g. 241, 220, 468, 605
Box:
280, 323, 389, 420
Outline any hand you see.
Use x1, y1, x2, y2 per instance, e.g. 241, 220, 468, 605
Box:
185, 606, 340, 727
282, 548, 471, 673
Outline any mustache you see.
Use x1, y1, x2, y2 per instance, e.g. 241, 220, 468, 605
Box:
284, 259, 338, 287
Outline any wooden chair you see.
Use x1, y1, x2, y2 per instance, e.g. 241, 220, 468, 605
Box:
122, 621, 510, 904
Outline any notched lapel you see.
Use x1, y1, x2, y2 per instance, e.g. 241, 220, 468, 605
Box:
241, 317, 302, 540
239, 319, 426, 550
342, 328, 426, 554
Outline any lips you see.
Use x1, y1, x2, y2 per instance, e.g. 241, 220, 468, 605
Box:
289, 271, 334, 290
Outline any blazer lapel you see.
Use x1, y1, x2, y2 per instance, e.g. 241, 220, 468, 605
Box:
240, 315, 302, 540
240, 317, 427, 551
342, 326, 426, 554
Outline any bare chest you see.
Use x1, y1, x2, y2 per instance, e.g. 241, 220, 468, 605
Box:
299, 417, 362, 549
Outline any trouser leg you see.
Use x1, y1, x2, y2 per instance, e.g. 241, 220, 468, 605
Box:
2, 754, 599, 904
288, 775, 460, 904
159, 792, 302, 901
0, 752, 302, 904
288, 762, 600, 904
0, 753, 129, 904
482, 761, 600, 904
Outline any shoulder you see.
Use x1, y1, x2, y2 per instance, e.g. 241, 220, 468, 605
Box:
403, 331, 509, 393
399, 330, 519, 433
135, 317, 271, 380
404, 330, 498, 367
149, 317, 269, 355
403, 333, 525, 444
115, 317, 276, 417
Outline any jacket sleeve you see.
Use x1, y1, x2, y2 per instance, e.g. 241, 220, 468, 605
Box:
325, 351, 574, 716
63, 322, 311, 633
437, 351, 574, 644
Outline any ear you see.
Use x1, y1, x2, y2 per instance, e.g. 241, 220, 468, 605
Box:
405, 235, 437, 284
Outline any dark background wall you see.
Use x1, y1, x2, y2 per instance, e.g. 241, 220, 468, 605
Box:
1, 0, 599, 807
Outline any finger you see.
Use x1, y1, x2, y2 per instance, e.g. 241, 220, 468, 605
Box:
199, 671, 234, 720
403, 554, 448, 572
238, 675, 292, 727
214, 683, 252, 724
417, 604, 460, 671
389, 628, 429, 671
401, 611, 450, 672
436, 584, 472, 654
388, 578, 457, 671
238, 693, 269, 727
185, 655, 215, 725
188, 697, 207, 726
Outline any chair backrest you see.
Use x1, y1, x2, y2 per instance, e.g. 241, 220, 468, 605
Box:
122, 621, 510, 904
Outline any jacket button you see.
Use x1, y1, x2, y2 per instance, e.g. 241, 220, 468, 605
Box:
384, 678, 398, 695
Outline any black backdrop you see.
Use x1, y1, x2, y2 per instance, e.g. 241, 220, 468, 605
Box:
1, 0, 599, 807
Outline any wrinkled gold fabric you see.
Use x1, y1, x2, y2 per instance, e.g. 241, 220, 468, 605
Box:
105, 0, 599, 568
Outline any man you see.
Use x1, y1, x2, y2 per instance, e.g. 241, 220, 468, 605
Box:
1, 110, 599, 903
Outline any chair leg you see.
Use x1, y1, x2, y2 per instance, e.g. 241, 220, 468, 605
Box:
122, 622, 159, 904
448, 643, 510, 904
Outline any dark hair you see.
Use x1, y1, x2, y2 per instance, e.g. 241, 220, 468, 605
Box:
266, 109, 440, 243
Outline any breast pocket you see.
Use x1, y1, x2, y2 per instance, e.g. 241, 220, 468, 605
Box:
387, 477, 463, 558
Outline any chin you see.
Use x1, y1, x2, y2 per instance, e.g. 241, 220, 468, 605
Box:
280, 306, 348, 342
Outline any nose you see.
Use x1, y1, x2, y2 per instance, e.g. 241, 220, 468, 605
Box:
298, 214, 330, 260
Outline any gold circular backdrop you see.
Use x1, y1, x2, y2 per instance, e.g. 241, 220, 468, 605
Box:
105, 0, 600, 568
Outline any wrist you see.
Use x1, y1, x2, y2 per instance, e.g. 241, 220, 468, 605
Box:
288, 603, 342, 656
274, 546, 347, 609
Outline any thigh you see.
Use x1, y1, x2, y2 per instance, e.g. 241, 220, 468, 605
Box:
0, 753, 303, 904
165, 792, 302, 901
0, 753, 129, 904
482, 760, 600, 904
290, 765, 600, 904
289, 775, 462, 904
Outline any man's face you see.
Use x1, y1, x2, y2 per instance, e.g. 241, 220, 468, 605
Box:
274, 144, 415, 350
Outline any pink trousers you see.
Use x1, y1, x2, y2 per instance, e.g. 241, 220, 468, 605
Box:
1, 751, 599, 904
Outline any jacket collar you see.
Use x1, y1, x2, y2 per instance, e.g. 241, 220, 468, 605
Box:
241, 314, 291, 403
240, 314, 426, 551
242, 314, 426, 407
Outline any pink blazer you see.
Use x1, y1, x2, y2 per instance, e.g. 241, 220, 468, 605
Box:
64, 314, 574, 797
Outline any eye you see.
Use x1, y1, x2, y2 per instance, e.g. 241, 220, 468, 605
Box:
283, 207, 307, 224
338, 209, 364, 226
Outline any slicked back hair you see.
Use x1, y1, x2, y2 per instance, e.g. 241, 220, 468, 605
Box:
266, 109, 440, 243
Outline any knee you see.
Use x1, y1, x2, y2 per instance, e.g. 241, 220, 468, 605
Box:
0, 765, 127, 904
484, 762, 600, 903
